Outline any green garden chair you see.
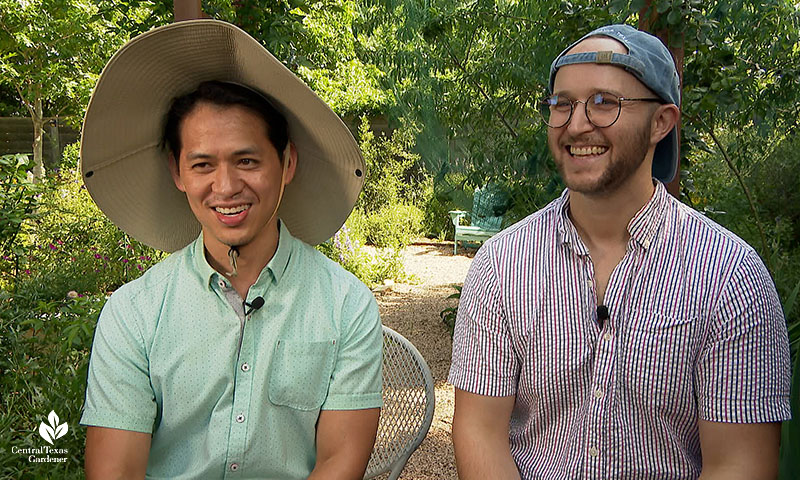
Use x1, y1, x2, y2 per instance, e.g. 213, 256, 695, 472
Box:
449, 184, 508, 254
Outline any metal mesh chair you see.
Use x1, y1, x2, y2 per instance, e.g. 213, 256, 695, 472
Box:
364, 326, 436, 480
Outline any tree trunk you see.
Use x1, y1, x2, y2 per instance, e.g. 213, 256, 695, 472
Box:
174, 0, 203, 21
32, 97, 45, 181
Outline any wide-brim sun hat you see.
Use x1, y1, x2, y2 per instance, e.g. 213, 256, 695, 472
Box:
548, 24, 681, 183
81, 19, 365, 252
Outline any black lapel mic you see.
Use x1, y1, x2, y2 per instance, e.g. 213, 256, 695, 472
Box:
243, 296, 265, 316
597, 305, 609, 329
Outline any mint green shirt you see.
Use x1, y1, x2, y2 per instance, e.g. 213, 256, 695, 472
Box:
81, 223, 382, 479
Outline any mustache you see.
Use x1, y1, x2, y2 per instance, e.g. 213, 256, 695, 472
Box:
558, 133, 607, 146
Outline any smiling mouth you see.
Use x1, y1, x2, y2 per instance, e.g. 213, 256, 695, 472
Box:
569, 145, 608, 156
214, 204, 250, 216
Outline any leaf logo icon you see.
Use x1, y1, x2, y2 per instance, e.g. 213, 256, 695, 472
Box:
39, 410, 68, 445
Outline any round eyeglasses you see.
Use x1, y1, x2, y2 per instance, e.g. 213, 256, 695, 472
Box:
538, 92, 664, 128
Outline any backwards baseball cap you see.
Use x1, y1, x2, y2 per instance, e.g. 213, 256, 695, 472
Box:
548, 24, 681, 183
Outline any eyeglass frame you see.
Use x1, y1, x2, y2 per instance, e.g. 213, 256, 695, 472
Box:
538, 91, 666, 129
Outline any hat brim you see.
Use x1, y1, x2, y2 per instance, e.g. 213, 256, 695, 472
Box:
81, 20, 364, 251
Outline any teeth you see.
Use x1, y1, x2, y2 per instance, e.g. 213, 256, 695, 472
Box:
570, 146, 608, 156
215, 205, 249, 215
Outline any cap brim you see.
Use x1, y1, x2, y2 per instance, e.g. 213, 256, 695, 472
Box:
653, 127, 678, 183
81, 20, 364, 251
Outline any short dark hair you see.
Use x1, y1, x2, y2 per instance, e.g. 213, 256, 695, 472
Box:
162, 81, 289, 161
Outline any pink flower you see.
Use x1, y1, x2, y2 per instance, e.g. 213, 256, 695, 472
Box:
94, 254, 101, 259
24, 269, 31, 275
48, 244, 56, 250
137, 265, 144, 271
122, 259, 129, 263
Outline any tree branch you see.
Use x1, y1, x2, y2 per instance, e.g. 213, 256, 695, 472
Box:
690, 114, 773, 272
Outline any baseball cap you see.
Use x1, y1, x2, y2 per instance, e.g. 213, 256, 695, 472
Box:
548, 24, 681, 183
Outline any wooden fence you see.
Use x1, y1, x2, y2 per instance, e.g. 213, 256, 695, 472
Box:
0, 117, 80, 168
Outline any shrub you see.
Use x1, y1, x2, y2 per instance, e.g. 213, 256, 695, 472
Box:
1, 292, 105, 478
364, 203, 423, 248
0, 154, 43, 287
13, 144, 163, 302
316, 222, 405, 287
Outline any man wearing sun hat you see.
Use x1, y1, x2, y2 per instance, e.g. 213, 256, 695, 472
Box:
448, 24, 791, 479
79, 20, 382, 479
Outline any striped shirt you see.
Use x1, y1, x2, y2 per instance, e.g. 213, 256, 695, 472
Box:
449, 182, 791, 479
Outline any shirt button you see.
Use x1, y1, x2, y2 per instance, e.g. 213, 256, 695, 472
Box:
603, 332, 612, 341
236, 413, 245, 423
594, 389, 603, 399
230, 463, 239, 471
241, 362, 250, 372
589, 447, 599, 458
586, 279, 593, 289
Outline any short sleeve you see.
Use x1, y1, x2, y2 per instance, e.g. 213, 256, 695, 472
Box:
321, 286, 383, 410
448, 244, 518, 396
695, 251, 792, 423
80, 290, 157, 433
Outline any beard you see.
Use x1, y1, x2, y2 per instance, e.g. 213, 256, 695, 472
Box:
551, 120, 652, 196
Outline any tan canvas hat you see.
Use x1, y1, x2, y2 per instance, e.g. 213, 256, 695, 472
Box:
80, 19, 365, 252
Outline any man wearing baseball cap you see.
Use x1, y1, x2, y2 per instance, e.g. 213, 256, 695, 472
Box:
449, 24, 791, 479
79, 20, 382, 478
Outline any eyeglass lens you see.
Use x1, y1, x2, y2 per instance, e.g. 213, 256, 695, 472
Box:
538, 92, 622, 128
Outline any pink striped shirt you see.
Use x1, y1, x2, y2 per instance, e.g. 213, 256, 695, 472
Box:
449, 182, 791, 479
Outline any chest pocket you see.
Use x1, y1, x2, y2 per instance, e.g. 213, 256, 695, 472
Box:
268, 339, 337, 410
623, 309, 700, 412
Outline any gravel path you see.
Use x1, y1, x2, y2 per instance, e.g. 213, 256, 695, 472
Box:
374, 241, 477, 480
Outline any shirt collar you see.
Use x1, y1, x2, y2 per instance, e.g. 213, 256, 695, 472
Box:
556, 180, 668, 253
191, 221, 295, 291
626, 180, 668, 250
556, 189, 589, 255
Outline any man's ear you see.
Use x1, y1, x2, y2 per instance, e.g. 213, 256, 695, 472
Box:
168, 153, 186, 192
282, 142, 298, 186
650, 104, 680, 145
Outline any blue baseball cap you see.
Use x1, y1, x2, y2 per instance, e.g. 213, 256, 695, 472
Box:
548, 24, 681, 183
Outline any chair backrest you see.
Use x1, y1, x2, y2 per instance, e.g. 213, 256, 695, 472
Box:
471, 184, 507, 231
363, 326, 436, 480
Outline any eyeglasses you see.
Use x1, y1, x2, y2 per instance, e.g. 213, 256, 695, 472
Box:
538, 92, 664, 128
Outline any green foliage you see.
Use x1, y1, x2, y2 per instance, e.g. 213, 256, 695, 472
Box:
780, 344, 800, 478
0, 154, 43, 258
316, 220, 404, 287
439, 285, 461, 337
365, 203, 423, 248
12, 144, 163, 301
0, 291, 105, 478
357, 116, 420, 213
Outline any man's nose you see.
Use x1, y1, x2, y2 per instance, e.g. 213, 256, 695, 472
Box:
212, 164, 243, 195
566, 100, 594, 135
